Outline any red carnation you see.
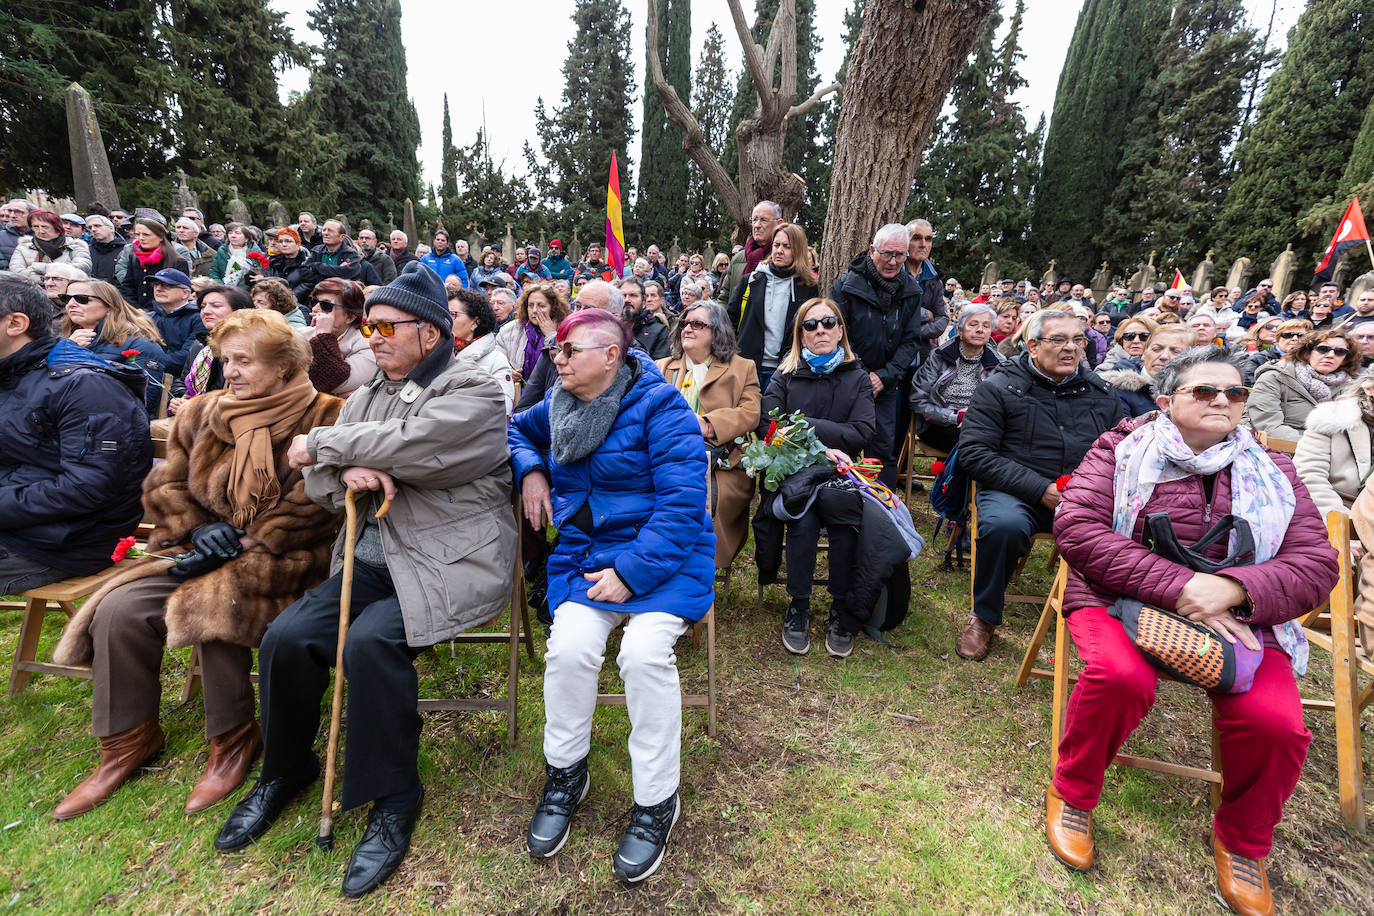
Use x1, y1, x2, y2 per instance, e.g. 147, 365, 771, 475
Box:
111, 535, 136, 564
248, 251, 270, 266
1056, 474, 1071, 492
120, 349, 140, 359
930, 460, 946, 475
763, 420, 779, 445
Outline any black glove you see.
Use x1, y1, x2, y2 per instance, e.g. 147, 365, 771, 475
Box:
190, 522, 246, 560
167, 548, 229, 581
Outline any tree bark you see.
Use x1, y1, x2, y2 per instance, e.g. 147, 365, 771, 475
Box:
820, 0, 996, 288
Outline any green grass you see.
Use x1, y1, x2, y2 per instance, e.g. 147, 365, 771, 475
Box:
1, 503, 1371, 914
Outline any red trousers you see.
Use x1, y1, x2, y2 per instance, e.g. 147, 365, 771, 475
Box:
1052, 606, 1311, 858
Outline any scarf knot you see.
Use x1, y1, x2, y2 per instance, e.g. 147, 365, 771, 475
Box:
803, 347, 844, 375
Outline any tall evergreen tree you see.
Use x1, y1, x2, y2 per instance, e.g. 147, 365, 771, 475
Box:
448, 128, 546, 244
440, 94, 459, 210
1031, 0, 1171, 279
810, 0, 865, 250
1097, 0, 1259, 271
686, 22, 734, 249
535, 0, 636, 245
304, 0, 421, 229
637, 0, 691, 247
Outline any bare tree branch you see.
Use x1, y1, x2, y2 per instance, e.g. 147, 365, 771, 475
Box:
726, 0, 772, 104
787, 82, 840, 119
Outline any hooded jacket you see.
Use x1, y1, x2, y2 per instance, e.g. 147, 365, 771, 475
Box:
726, 263, 819, 372
87, 236, 126, 281
1294, 396, 1373, 517
0, 337, 152, 573
829, 251, 923, 388
1096, 358, 1159, 418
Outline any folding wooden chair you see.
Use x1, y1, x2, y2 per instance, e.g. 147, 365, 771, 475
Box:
7, 573, 111, 696
968, 482, 1059, 613
895, 419, 948, 505
595, 605, 718, 738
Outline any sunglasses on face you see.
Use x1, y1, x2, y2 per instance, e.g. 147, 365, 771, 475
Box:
543, 341, 610, 360
802, 316, 840, 332
58, 294, 95, 305
309, 297, 338, 312
1314, 345, 1350, 357
1279, 331, 1306, 339
681, 319, 710, 332
359, 318, 424, 338
1120, 332, 1149, 342
1175, 384, 1251, 404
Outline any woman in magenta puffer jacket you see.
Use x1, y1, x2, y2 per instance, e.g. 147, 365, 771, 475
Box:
1048, 346, 1337, 916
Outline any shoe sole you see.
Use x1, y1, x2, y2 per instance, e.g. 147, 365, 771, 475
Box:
781, 632, 810, 655
826, 640, 854, 659
528, 774, 590, 860
615, 796, 680, 884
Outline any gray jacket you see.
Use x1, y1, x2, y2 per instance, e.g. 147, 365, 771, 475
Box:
303, 349, 517, 646
1245, 360, 1322, 443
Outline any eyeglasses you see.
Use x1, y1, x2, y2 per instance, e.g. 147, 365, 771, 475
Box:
1259, 283, 1273, 288
1314, 345, 1351, 357
874, 249, 906, 262
1279, 331, 1307, 339
1259, 324, 1279, 332
309, 297, 338, 312
1036, 335, 1087, 348
802, 316, 840, 332
359, 318, 424, 338
58, 294, 95, 305
543, 342, 610, 360
1120, 332, 1149, 342
1174, 384, 1251, 404
681, 319, 710, 332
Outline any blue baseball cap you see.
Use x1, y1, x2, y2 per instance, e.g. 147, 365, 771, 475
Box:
148, 268, 192, 289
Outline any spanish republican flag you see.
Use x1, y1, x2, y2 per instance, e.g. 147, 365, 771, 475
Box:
1168, 268, 1186, 291
605, 152, 626, 278
1313, 198, 1370, 286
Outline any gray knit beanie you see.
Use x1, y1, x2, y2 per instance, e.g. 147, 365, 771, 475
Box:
365, 263, 452, 337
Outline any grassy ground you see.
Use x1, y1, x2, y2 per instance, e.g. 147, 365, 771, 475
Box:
1, 501, 1371, 914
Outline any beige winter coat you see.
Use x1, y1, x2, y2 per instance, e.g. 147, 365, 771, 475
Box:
1245, 360, 1322, 442
1295, 397, 1373, 517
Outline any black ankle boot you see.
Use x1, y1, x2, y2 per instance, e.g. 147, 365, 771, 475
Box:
526, 758, 590, 859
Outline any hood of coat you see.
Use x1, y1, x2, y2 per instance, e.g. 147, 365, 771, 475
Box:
1098, 366, 1151, 393
1303, 396, 1366, 437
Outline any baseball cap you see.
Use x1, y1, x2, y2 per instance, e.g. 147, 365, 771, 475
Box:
148, 268, 192, 289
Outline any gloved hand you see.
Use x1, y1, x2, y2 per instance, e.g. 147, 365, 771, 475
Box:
190, 522, 246, 560
167, 548, 229, 581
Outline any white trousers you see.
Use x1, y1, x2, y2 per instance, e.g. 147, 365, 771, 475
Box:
543, 601, 689, 807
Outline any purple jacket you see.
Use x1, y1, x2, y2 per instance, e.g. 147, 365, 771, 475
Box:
1054, 416, 1338, 646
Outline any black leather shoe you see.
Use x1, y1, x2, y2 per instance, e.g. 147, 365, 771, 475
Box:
612, 792, 680, 883
341, 787, 424, 898
526, 758, 590, 859
213, 759, 319, 853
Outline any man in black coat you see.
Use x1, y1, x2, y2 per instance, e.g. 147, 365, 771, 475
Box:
85, 215, 126, 281
956, 309, 1125, 660
829, 223, 923, 487
0, 274, 152, 592
621, 278, 669, 359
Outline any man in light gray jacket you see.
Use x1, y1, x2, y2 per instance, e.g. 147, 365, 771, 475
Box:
214, 265, 516, 898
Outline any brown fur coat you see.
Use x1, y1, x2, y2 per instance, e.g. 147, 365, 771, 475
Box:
54, 388, 344, 665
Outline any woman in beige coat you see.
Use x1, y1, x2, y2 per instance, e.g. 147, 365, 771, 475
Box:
657, 300, 761, 568
1295, 369, 1374, 517
1245, 326, 1361, 442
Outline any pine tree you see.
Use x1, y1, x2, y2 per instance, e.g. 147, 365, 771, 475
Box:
535, 0, 636, 246
1031, 0, 1171, 279
637, 0, 691, 247
440, 94, 459, 210
686, 22, 734, 249
1216, 0, 1374, 271
304, 0, 421, 229
1096, 0, 1258, 272
447, 128, 546, 244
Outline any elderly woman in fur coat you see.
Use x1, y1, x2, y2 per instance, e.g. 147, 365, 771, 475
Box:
51, 309, 343, 820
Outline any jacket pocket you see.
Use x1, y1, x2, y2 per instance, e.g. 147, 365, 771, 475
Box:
413, 514, 501, 563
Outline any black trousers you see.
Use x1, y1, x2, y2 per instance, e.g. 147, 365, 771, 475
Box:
785, 509, 858, 605
917, 421, 960, 454
872, 388, 899, 488
258, 562, 424, 811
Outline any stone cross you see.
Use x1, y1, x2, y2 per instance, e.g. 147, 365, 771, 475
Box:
403, 198, 418, 248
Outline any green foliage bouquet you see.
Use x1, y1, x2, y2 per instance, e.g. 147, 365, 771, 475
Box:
735, 408, 829, 492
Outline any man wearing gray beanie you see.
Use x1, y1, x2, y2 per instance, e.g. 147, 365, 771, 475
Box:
216, 264, 516, 899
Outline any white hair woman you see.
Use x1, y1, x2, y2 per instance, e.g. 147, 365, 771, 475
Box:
909, 302, 1005, 453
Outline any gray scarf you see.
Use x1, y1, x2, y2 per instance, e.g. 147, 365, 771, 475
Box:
550, 364, 634, 465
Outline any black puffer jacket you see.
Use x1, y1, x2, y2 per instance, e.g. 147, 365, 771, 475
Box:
631, 310, 670, 360
726, 265, 819, 370
959, 352, 1125, 505
759, 359, 876, 456
0, 337, 152, 573
266, 251, 310, 302
87, 237, 126, 281
829, 251, 923, 388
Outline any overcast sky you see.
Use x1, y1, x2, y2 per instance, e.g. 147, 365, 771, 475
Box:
272, 0, 1305, 196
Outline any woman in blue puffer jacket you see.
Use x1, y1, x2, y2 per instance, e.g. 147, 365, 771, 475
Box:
508, 308, 712, 884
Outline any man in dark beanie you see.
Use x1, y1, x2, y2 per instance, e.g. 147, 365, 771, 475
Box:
215, 265, 516, 899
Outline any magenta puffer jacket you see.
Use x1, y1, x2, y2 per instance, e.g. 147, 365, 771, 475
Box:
1054, 416, 1338, 641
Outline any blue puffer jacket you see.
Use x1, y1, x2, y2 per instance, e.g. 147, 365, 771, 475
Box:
0, 337, 153, 574
508, 351, 715, 620
86, 322, 172, 416
420, 250, 470, 287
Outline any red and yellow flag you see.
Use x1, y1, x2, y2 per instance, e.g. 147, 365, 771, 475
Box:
1168, 268, 1186, 291
605, 152, 626, 278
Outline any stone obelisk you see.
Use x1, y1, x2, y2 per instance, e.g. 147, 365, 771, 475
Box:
66, 83, 120, 212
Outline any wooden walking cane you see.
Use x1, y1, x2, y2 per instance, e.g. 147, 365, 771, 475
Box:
317, 487, 392, 850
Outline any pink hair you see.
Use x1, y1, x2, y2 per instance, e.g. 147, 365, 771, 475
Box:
556, 309, 633, 356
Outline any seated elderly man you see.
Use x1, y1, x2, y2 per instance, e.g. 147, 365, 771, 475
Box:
215, 266, 516, 898
0, 274, 152, 594
955, 309, 1124, 660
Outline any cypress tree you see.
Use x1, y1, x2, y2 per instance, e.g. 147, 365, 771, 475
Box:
440, 94, 459, 211
1032, 0, 1171, 279
1098, 0, 1259, 271
637, 0, 691, 247
1216, 0, 1374, 271
535, 0, 636, 245
810, 0, 865, 250
686, 22, 734, 249
304, 0, 421, 229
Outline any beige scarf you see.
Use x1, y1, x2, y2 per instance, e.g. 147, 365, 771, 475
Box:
205, 373, 318, 528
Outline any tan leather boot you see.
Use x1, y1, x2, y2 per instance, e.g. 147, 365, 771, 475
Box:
185, 720, 262, 814
1214, 832, 1275, 916
53, 719, 164, 820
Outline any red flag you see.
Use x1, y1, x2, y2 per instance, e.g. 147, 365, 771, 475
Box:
1168, 268, 1185, 291
605, 153, 626, 278
1313, 198, 1370, 285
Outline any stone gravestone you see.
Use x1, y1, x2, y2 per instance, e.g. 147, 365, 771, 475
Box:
502, 223, 516, 265
1040, 259, 1058, 290
468, 228, 486, 257
1091, 261, 1112, 303
268, 201, 288, 228
568, 229, 582, 266
1224, 256, 1252, 292
1270, 244, 1298, 301
226, 186, 251, 226
403, 199, 418, 248
65, 83, 121, 212
981, 260, 999, 289
669, 236, 681, 265
1334, 253, 1355, 295
1192, 250, 1215, 293
172, 170, 198, 216
1347, 270, 1374, 305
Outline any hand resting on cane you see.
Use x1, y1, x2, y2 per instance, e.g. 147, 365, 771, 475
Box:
1176, 572, 1261, 651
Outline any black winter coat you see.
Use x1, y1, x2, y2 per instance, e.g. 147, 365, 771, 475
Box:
118, 248, 191, 311
909, 338, 1004, 429
631, 311, 670, 360
726, 266, 818, 371
266, 251, 311, 302
87, 237, 126, 281
829, 252, 923, 388
759, 359, 876, 457
959, 352, 1125, 505
0, 337, 152, 573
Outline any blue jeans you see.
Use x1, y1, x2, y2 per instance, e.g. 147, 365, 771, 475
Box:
972, 488, 1053, 627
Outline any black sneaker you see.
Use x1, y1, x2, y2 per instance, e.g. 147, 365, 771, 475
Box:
612, 793, 680, 883
826, 621, 856, 659
782, 599, 810, 655
526, 758, 590, 859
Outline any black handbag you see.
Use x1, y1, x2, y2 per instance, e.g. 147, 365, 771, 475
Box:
1141, 513, 1255, 574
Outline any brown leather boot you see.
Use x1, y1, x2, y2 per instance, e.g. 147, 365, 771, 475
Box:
1045, 784, 1094, 871
53, 719, 164, 820
955, 614, 996, 660
185, 720, 262, 814
1214, 832, 1275, 916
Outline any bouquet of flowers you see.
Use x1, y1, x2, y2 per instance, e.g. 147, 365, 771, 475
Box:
735, 408, 829, 491
247, 251, 270, 270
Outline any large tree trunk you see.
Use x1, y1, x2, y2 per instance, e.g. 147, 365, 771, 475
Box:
820, 0, 996, 288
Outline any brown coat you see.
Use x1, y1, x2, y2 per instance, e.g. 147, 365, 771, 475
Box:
657, 354, 761, 567
54, 389, 345, 666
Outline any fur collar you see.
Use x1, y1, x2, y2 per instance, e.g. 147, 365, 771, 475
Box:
1097, 366, 1150, 392
1304, 397, 1364, 436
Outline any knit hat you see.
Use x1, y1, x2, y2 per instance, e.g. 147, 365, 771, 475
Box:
365, 263, 452, 337
550, 239, 562, 250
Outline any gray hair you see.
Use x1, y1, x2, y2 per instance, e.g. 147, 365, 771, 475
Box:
390, 230, 407, 243
0, 273, 54, 339
905, 218, 933, 235
1025, 309, 1077, 341
679, 281, 701, 301
756, 200, 782, 219
1153, 345, 1249, 397
957, 303, 997, 329
670, 301, 738, 361
85, 215, 113, 229
872, 223, 910, 249
643, 280, 664, 297
579, 279, 624, 317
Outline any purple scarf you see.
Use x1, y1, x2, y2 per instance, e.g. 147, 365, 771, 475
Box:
522, 321, 543, 378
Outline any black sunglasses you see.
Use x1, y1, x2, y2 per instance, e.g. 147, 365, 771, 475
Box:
1314, 345, 1350, 357
309, 297, 338, 312
802, 316, 840, 332
58, 294, 96, 305
1175, 384, 1251, 404
1279, 331, 1307, 339
1120, 331, 1149, 342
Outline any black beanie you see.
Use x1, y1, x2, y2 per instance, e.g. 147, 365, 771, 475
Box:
365, 263, 452, 337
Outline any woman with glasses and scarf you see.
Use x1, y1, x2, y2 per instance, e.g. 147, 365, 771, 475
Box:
1097, 316, 1159, 371
9, 208, 92, 279
1246, 326, 1362, 442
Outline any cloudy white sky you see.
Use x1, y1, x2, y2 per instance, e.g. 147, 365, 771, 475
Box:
272, 0, 1305, 196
